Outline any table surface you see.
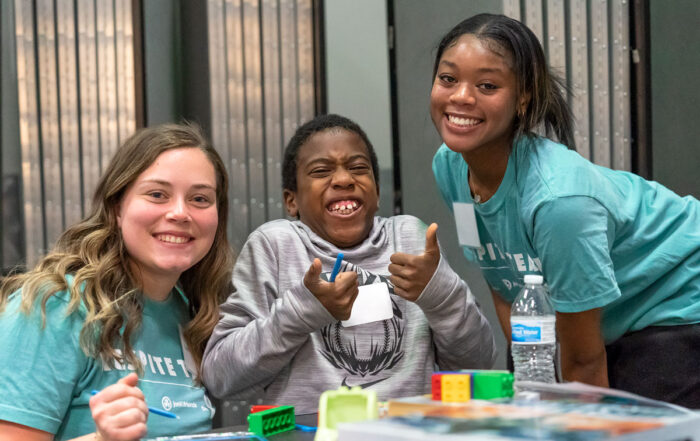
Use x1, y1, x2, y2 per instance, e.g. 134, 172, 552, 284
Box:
207, 410, 700, 441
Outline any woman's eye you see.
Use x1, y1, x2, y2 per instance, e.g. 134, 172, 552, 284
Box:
148, 191, 165, 199
438, 74, 456, 84
192, 195, 213, 206
478, 83, 498, 90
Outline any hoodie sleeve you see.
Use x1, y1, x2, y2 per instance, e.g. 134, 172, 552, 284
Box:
200, 229, 335, 400
414, 250, 498, 371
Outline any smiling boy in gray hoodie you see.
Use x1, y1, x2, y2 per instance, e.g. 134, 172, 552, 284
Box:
201, 114, 496, 413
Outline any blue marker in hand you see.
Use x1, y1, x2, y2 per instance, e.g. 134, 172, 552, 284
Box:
329, 253, 344, 282
90, 390, 179, 419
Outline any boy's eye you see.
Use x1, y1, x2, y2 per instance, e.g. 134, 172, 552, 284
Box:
310, 168, 331, 176
349, 164, 370, 173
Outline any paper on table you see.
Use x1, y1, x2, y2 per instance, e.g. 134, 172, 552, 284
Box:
514, 381, 695, 414
342, 283, 393, 327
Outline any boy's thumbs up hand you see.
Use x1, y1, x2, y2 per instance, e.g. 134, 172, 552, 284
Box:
304, 258, 359, 320
389, 223, 440, 302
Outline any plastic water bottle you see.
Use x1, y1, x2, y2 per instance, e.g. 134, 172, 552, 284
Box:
511, 274, 556, 383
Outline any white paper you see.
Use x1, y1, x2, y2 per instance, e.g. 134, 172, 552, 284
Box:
453, 202, 481, 248
341, 283, 393, 327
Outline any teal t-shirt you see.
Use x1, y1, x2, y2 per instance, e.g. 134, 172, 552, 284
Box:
0, 284, 213, 439
433, 136, 700, 343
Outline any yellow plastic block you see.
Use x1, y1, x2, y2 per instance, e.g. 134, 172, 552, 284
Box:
441, 373, 471, 402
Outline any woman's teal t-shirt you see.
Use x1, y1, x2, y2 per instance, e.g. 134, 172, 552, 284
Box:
432, 136, 700, 343
0, 285, 213, 439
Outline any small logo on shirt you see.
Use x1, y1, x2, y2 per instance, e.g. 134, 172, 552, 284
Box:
162, 396, 173, 411
161, 395, 198, 411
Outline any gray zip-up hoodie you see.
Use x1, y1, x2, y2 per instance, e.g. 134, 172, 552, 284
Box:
202, 215, 496, 413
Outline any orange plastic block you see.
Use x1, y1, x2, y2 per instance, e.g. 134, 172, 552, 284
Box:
440, 373, 471, 402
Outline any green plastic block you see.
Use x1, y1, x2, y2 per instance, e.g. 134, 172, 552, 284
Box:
247, 405, 295, 436
462, 370, 514, 399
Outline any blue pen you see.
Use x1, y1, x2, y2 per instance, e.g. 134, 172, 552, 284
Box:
295, 423, 317, 432
90, 390, 179, 419
329, 253, 344, 282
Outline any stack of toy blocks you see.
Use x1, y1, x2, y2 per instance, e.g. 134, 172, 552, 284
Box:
437, 372, 471, 402
432, 370, 513, 402
247, 405, 296, 436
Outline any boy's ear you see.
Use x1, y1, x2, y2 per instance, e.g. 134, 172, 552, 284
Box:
283, 189, 299, 218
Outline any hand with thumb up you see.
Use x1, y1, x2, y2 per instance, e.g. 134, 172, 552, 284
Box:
388, 223, 441, 302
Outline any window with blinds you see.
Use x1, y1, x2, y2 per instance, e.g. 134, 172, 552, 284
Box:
503, 0, 632, 170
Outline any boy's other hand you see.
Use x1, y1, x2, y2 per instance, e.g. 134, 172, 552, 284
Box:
304, 258, 359, 320
388, 223, 440, 302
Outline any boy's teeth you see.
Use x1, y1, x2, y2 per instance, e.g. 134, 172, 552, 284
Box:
329, 200, 360, 213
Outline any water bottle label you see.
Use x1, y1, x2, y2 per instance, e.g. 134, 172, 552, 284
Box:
511, 317, 555, 343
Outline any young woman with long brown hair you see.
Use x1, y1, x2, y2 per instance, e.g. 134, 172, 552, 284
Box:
0, 123, 234, 440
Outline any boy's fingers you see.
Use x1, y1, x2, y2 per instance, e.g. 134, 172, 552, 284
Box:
334, 271, 358, 287
424, 223, 439, 256
390, 252, 411, 265
388, 263, 406, 277
347, 286, 360, 309
303, 258, 323, 287
389, 275, 408, 291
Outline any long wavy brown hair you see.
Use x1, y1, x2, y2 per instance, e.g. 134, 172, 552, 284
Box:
0, 123, 234, 378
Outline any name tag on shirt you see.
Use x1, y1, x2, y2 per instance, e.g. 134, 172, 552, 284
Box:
453, 202, 481, 248
342, 283, 393, 328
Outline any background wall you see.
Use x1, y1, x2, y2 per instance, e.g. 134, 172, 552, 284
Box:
1, 0, 20, 172
650, 0, 700, 198
143, 0, 182, 125
1, 0, 26, 270
324, 0, 395, 217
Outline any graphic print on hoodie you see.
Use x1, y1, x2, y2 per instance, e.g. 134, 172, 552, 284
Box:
318, 261, 405, 389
